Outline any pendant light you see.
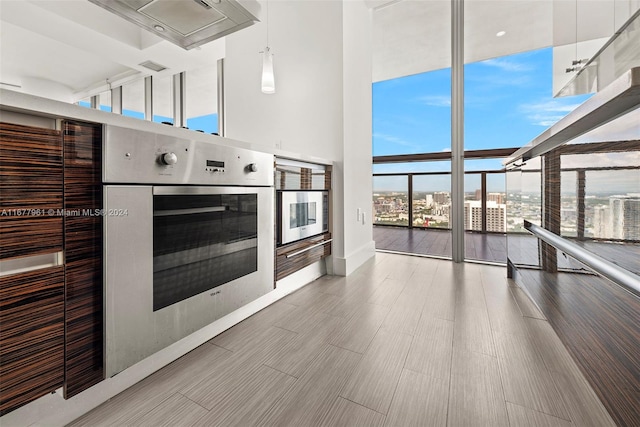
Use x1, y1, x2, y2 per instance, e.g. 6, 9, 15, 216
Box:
261, 47, 275, 94
261, 0, 275, 94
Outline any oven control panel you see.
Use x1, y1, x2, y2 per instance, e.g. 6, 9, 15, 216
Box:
103, 125, 274, 186
205, 160, 225, 173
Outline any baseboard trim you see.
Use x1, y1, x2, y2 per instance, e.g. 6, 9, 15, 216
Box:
333, 240, 376, 276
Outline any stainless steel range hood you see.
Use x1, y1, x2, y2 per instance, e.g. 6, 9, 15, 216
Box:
89, 0, 260, 50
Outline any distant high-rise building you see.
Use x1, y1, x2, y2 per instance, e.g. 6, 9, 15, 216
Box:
425, 194, 433, 207
464, 200, 506, 232
472, 190, 504, 203
591, 205, 609, 238
610, 196, 640, 240
487, 193, 504, 204
433, 191, 449, 205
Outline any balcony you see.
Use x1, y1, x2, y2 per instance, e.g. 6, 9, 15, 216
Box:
372, 148, 515, 263
372, 144, 640, 270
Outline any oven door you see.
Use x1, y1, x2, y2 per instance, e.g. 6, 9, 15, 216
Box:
153, 187, 261, 311
105, 185, 273, 377
279, 191, 327, 245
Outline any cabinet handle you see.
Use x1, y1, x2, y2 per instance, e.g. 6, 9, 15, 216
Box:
0, 251, 64, 277
285, 239, 332, 258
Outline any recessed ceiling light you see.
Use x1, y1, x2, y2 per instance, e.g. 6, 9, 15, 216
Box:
154, 25, 165, 32
496, 31, 506, 37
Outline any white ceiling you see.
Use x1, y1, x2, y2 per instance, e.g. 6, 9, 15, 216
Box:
369, 0, 623, 82
0, 0, 628, 101
0, 0, 225, 104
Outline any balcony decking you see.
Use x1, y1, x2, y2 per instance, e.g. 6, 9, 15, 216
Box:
373, 225, 507, 263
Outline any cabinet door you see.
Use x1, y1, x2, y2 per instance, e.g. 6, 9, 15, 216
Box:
0, 122, 64, 415
0, 123, 63, 258
62, 121, 104, 398
0, 267, 65, 416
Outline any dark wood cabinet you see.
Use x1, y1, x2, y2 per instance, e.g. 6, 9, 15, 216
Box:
276, 232, 332, 281
0, 267, 65, 416
62, 121, 104, 398
0, 120, 104, 414
0, 123, 65, 415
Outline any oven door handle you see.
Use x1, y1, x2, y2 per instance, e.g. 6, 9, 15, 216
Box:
153, 206, 228, 217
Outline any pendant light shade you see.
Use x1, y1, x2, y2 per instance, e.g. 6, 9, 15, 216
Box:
261, 47, 275, 94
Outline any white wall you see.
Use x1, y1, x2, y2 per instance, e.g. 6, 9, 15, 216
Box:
225, 0, 375, 275
224, 0, 344, 159
334, 0, 375, 275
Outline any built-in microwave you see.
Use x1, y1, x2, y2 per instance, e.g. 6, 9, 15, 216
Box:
277, 190, 329, 245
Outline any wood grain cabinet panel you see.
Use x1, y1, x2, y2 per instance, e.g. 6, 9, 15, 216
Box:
0, 122, 63, 210
276, 233, 332, 281
62, 121, 104, 398
0, 267, 65, 416
0, 122, 65, 415
0, 122, 63, 259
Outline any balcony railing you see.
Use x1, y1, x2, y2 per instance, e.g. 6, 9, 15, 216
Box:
373, 169, 507, 233
372, 144, 640, 268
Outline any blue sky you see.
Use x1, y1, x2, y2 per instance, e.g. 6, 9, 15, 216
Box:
79, 102, 218, 134
372, 47, 592, 176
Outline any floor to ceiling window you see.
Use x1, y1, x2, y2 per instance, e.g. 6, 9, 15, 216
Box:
372, 0, 452, 258
371, 0, 607, 263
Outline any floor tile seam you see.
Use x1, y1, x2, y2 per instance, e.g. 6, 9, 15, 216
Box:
458, 343, 510, 423
496, 355, 573, 423
504, 401, 575, 426
336, 388, 391, 417
338, 396, 389, 418
351, 323, 387, 359
176, 390, 211, 413
450, 345, 500, 371
205, 341, 236, 355
268, 343, 334, 384
503, 396, 573, 423
476, 271, 508, 355
121, 391, 182, 425
330, 337, 385, 405
491, 329, 549, 367
444, 320, 456, 427
327, 342, 364, 357
522, 318, 592, 378
400, 365, 451, 385
544, 360, 614, 423
258, 362, 301, 381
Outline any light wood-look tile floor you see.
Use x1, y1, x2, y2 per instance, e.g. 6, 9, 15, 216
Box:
69, 253, 615, 427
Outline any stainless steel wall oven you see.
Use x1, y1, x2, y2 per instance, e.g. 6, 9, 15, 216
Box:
153, 188, 259, 311
103, 125, 274, 377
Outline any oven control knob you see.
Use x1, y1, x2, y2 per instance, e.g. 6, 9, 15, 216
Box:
247, 163, 258, 173
161, 152, 178, 166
